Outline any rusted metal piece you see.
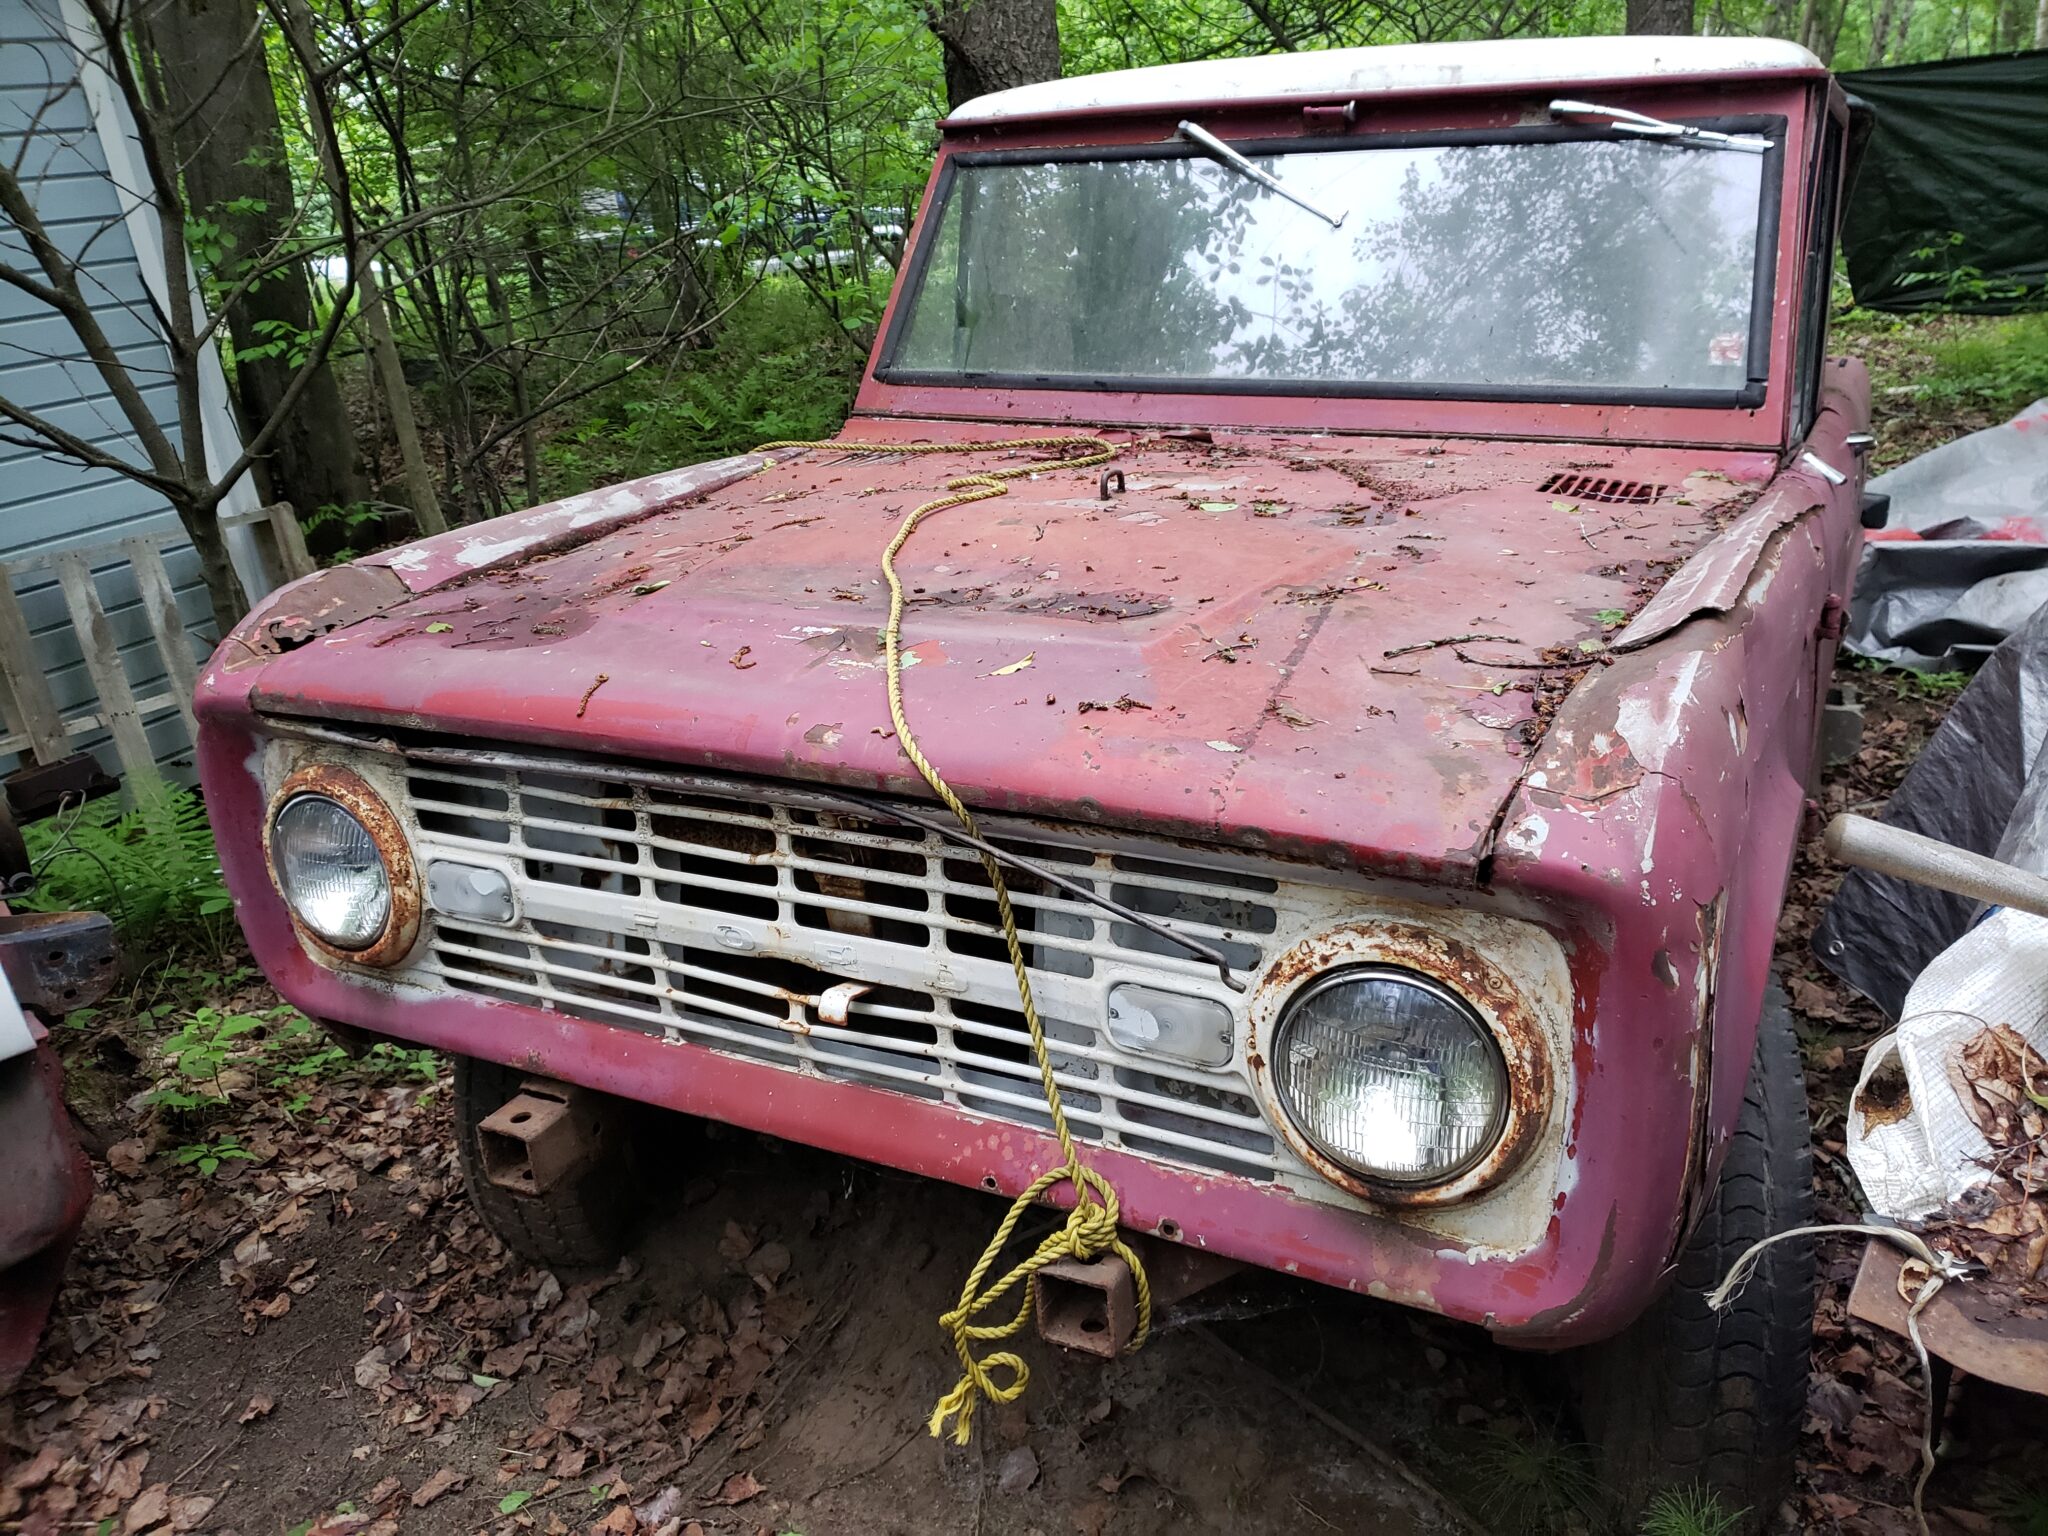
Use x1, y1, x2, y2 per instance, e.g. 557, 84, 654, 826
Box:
3, 753, 118, 823
1848, 1240, 2048, 1396
1245, 922, 1554, 1208
261, 763, 422, 969
0, 910, 118, 1015
816, 981, 870, 1026
1097, 467, 1125, 500
476, 1080, 606, 1196
1035, 1253, 1139, 1357
237, 564, 411, 663
1129, 1233, 1243, 1309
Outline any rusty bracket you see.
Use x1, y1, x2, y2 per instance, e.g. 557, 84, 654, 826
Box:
476, 1079, 609, 1196
1848, 1239, 2048, 1396
1035, 1254, 1139, 1359
1098, 468, 1126, 500
0, 910, 118, 1015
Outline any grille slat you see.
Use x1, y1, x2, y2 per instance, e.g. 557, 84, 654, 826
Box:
389, 751, 1338, 1182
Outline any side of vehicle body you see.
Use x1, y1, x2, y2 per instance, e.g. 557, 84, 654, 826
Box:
195, 37, 1867, 1349
0, 949, 100, 1393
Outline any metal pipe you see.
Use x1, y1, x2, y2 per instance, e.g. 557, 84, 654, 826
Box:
1823, 813, 2048, 921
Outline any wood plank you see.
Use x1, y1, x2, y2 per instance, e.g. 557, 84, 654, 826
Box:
4, 527, 182, 578
53, 552, 156, 786
0, 574, 71, 762
267, 502, 316, 582
121, 537, 200, 739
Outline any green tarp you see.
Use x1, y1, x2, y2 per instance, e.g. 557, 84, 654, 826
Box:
1839, 49, 2048, 312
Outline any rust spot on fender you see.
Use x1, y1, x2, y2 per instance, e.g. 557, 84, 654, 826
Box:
230, 565, 411, 666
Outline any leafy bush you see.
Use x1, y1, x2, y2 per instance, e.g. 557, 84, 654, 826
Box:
541, 278, 871, 495
19, 781, 235, 956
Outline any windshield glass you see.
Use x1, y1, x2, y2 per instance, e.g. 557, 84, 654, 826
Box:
885, 134, 1772, 398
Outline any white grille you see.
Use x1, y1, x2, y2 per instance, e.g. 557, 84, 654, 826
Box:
373, 745, 1345, 1182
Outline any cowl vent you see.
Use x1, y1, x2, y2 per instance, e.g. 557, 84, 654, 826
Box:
1539, 473, 1666, 505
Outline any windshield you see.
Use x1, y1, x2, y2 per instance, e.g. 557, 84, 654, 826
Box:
884, 132, 1775, 400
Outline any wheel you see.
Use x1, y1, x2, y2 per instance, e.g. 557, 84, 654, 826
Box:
1577, 981, 1815, 1529
452, 1055, 633, 1268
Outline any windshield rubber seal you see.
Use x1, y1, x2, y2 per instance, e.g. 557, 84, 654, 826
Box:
874, 117, 1787, 411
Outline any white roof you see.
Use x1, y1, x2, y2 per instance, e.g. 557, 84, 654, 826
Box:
949, 36, 1823, 124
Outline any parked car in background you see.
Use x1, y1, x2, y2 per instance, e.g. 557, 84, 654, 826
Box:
199, 35, 1870, 1523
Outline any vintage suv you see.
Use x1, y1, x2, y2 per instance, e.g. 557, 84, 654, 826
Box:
199, 35, 1869, 1519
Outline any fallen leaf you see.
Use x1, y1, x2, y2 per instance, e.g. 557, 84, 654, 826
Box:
353, 1347, 391, 1391
1205, 740, 1241, 753
498, 1489, 535, 1514
425, 622, 453, 634
411, 1468, 466, 1508
998, 1447, 1040, 1494
107, 1139, 149, 1176
729, 646, 755, 669
239, 1392, 276, 1423
170, 1494, 216, 1531
122, 1484, 170, 1536
716, 1471, 763, 1505
986, 652, 1035, 677
543, 1388, 583, 1428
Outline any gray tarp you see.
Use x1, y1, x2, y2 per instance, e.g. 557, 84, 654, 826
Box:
1844, 397, 2048, 671
1817, 599, 2048, 1016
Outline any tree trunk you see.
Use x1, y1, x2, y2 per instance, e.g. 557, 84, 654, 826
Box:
143, 0, 370, 522
927, 0, 1060, 113
1626, 0, 1696, 32
2036, 0, 2047, 48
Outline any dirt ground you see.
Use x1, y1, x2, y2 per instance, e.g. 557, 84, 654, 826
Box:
6, 666, 2048, 1536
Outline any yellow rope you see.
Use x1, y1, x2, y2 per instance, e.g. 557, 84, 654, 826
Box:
753, 435, 1153, 1443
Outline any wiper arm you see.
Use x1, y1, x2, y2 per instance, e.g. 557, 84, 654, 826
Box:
1549, 100, 1773, 155
1177, 120, 1345, 229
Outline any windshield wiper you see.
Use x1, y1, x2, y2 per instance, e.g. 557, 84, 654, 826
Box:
1548, 100, 1773, 155
1176, 120, 1346, 229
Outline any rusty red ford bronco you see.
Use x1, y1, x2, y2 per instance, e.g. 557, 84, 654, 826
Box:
200, 35, 1869, 1518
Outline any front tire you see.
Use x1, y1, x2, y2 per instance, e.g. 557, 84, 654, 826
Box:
1578, 982, 1815, 1529
452, 1055, 633, 1268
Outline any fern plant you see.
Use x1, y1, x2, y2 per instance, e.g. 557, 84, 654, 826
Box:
19, 780, 235, 956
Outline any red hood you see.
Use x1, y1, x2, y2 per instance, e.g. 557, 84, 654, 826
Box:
226, 423, 1773, 880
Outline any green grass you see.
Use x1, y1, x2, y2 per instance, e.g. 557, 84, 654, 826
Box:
1640, 1485, 1746, 1536
1919, 311, 2048, 415
1448, 1426, 1604, 1535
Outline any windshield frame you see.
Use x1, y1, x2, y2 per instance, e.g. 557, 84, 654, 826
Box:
873, 118, 1787, 410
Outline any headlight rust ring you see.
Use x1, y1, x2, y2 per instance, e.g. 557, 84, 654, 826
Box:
262, 764, 420, 968
1247, 923, 1553, 1208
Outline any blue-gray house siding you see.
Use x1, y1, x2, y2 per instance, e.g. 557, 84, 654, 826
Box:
0, 0, 224, 780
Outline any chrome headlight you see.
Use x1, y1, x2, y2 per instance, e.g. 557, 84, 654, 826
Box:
1271, 966, 1508, 1186
266, 765, 419, 966
273, 795, 389, 947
